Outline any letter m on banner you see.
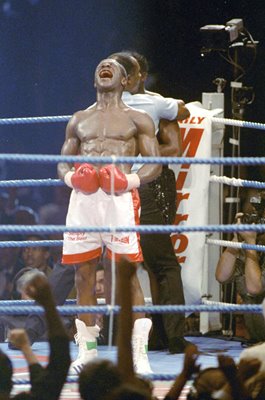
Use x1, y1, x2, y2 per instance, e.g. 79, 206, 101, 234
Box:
170, 103, 212, 305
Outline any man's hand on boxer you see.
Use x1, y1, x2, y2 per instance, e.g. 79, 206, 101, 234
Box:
64, 163, 99, 193
99, 165, 140, 194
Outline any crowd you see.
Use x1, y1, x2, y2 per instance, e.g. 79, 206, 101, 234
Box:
0, 185, 71, 299
0, 185, 76, 344
1, 260, 265, 399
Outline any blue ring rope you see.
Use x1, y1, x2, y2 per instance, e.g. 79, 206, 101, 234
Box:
2, 153, 265, 165
0, 304, 262, 315
206, 240, 265, 253
0, 240, 63, 248
0, 114, 265, 131
1, 175, 265, 189
210, 175, 265, 189
0, 115, 71, 125
211, 116, 265, 131
0, 179, 63, 187
0, 223, 265, 235
0, 299, 76, 306
2, 238, 265, 254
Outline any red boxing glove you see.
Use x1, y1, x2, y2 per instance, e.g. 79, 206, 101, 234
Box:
64, 163, 99, 194
99, 165, 140, 194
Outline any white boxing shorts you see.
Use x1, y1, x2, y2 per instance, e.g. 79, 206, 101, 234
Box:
62, 188, 143, 264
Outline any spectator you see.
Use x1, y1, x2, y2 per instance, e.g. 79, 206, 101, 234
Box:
78, 359, 123, 400
239, 340, 265, 399
0, 201, 39, 302
0, 271, 71, 399
12, 234, 53, 301
0, 190, 17, 224
38, 185, 71, 225
108, 383, 151, 400
186, 354, 262, 400
12, 260, 75, 346
215, 191, 265, 344
13, 206, 39, 225
0, 235, 51, 343
0, 349, 14, 399
0, 270, 48, 345
38, 185, 71, 271
94, 262, 107, 345
20, 235, 51, 270
0, 235, 73, 345
165, 343, 199, 400
95, 262, 105, 299
0, 234, 22, 300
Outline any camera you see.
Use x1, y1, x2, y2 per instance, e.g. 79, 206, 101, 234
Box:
240, 194, 265, 224
200, 18, 244, 54
240, 213, 265, 225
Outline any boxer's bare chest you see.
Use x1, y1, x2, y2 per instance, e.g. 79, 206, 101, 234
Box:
76, 108, 138, 159
77, 109, 136, 141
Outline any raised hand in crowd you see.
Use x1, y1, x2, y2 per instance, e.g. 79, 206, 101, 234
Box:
17, 271, 70, 400
116, 257, 136, 382
0, 271, 70, 400
8, 329, 39, 367
165, 343, 199, 400
238, 357, 261, 382
217, 354, 249, 400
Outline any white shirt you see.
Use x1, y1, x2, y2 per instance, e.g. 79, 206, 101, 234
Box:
122, 91, 179, 171
122, 91, 179, 132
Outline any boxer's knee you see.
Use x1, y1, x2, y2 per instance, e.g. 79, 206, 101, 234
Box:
75, 261, 97, 293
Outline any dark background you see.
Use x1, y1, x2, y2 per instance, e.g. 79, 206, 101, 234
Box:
0, 0, 264, 207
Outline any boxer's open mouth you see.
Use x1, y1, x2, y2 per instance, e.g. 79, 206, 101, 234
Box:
99, 69, 113, 78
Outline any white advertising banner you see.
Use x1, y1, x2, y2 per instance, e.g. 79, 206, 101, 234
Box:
171, 102, 222, 305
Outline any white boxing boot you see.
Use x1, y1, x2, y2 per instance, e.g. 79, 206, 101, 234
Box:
132, 318, 153, 375
69, 319, 100, 375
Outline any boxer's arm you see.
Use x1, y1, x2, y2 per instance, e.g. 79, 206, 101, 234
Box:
57, 114, 80, 181
134, 111, 162, 183
157, 119, 183, 156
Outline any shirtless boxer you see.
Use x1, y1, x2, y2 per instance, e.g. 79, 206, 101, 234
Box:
57, 58, 161, 374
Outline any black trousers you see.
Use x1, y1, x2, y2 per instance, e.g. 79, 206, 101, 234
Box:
139, 182, 185, 340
